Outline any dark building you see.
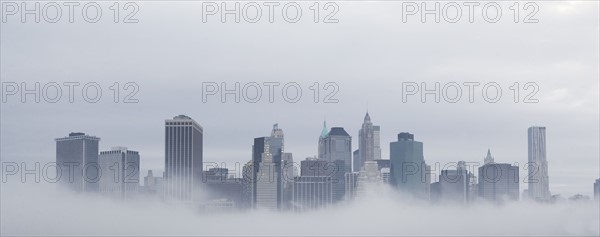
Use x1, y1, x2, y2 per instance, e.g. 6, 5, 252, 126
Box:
390, 132, 430, 198
55, 132, 100, 192
435, 169, 470, 204
164, 115, 203, 204
478, 163, 519, 202
322, 127, 352, 202
353, 149, 360, 172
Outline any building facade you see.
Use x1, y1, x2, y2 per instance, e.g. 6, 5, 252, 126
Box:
355, 161, 383, 197
322, 127, 352, 201
55, 132, 100, 192
292, 176, 333, 211
99, 147, 140, 198
478, 163, 519, 202
390, 132, 429, 199
528, 126, 551, 201
164, 115, 203, 204
434, 169, 470, 204
252, 124, 285, 210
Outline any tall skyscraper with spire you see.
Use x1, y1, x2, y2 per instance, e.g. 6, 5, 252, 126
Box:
252, 124, 286, 210
528, 126, 551, 200
164, 115, 203, 204
357, 112, 381, 172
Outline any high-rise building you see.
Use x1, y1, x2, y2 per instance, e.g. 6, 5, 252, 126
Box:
594, 179, 599, 201
345, 172, 359, 200
323, 127, 352, 173
478, 161, 519, 202
389, 132, 429, 198
352, 149, 360, 172
99, 147, 140, 198
256, 151, 279, 210
281, 152, 295, 209
434, 169, 470, 204
164, 115, 203, 204
292, 176, 333, 211
357, 113, 381, 172
374, 126, 381, 161
241, 161, 255, 208
322, 127, 352, 201
358, 113, 375, 170
252, 124, 285, 210
292, 157, 334, 211
55, 132, 100, 192
355, 161, 383, 197
528, 126, 551, 201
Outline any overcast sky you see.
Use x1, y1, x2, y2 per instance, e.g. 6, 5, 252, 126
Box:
1, 1, 598, 197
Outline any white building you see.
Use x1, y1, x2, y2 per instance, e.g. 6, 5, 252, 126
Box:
355, 161, 383, 197
99, 147, 140, 198
528, 126, 551, 200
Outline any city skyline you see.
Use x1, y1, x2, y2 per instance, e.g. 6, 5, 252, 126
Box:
40, 112, 598, 199
1, 1, 598, 236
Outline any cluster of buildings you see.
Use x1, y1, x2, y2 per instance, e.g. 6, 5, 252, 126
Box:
54, 114, 600, 212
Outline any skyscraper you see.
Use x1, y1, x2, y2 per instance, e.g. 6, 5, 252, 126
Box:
478, 151, 519, 202
352, 149, 360, 172
435, 168, 470, 204
355, 161, 383, 197
322, 127, 352, 201
281, 152, 295, 209
389, 132, 429, 198
358, 113, 381, 172
323, 127, 352, 173
373, 126, 381, 160
292, 176, 333, 211
164, 115, 203, 204
358, 113, 375, 169
528, 126, 551, 201
255, 149, 279, 210
55, 132, 100, 192
292, 158, 334, 211
252, 124, 285, 210
99, 147, 140, 198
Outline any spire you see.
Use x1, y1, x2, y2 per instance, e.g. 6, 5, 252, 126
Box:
320, 120, 328, 138
364, 112, 371, 123
484, 149, 494, 164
